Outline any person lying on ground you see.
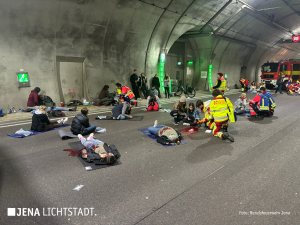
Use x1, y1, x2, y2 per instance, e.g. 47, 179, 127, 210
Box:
248, 90, 270, 118
38, 91, 76, 112
112, 101, 134, 120
234, 93, 250, 115
71, 108, 96, 135
27, 87, 41, 109
170, 96, 187, 125
31, 105, 67, 132
145, 93, 162, 111
148, 120, 181, 145
183, 102, 201, 126
78, 133, 116, 165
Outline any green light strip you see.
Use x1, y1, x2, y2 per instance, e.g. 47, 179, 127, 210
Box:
159, 62, 165, 92
208, 64, 213, 90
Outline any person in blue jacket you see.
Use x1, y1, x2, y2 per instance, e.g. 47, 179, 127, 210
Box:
183, 102, 201, 126
260, 87, 276, 116
111, 101, 134, 120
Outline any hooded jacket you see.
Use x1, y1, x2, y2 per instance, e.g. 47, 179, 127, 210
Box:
71, 114, 90, 135
30, 109, 50, 132
39, 95, 56, 108
27, 87, 40, 107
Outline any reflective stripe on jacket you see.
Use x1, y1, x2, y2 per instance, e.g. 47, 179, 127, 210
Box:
263, 91, 276, 109
209, 95, 235, 123
216, 77, 227, 91
259, 94, 269, 111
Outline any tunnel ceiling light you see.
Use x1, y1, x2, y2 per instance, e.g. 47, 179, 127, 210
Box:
292, 35, 300, 43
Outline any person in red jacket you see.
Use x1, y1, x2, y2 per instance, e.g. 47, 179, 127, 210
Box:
27, 87, 41, 109
244, 79, 249, 92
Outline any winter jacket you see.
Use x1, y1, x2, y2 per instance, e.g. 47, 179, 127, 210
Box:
149, 88, 158, 96
171, 102, 187, 115
112, 103, 131, 119
234, 98, 247, 109
30, 110, 50, 132
71, 114, 90, 135
99, 90, 110, 100
39, 95, 56, 108
152, 77, 160, 88
262, 91, 276, 109
130, 74, 139, 85
27, 90, 40, 107
146, 96, 161, 109
139, 76, 147, 88
276, 76, 283, 85
164, 77, 170, 87
155, 127, 181, 145
186, 108, 201, 121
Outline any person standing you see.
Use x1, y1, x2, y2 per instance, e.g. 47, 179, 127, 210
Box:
275, 74, 284, 94
164, 73, 170, 98
152, 74, 161, 97
211, 73, 226, 95
130, 69, 140, 100
139, 73, 148, 99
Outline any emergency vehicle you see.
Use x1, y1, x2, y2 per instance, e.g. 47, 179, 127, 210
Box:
260, 60, 300, 89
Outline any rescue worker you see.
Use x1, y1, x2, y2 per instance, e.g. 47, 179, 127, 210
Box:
196, 100, 214, 129
115, 83, 134, 103
205, 89, 235, 142
248, 90, 270, 118
260, 87, 276, 116
211, 72, 226, 95
239, 78, 246, 92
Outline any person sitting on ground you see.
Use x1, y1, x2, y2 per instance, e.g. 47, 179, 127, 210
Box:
31, 105, 67, 132
248, 81, 257, 93
112, 101, 134, 120
149, 86, 158, 96
145, 93, 162, 111
183, 102, 201, 126
78, 133, 116, 165
207, 89, 235, 142
170, 96, 187, 125
148, 120, 181, 145
27, 87, 41, 109
260, 87, 276, 116
71, 108, 96, 135
98, 85, 114, 106
234, 93, 250, 115
38, 91, 76, 112
248, 90, 270, 118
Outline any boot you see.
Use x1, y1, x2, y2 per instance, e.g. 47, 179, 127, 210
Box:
222, 133, 234, 142
223, 127, 228, 133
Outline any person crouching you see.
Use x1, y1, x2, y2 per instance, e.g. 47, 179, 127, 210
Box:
145, 93, 162, 111
183, 102, 201, 126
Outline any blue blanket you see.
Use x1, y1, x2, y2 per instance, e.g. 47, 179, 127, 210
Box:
7, 125, 70, 138
139, 129, 187, 147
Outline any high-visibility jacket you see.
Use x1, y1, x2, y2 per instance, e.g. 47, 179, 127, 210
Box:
202, 100, 212, 120
209, 95, 235, 123
259, 94, 269, 111
263, 91, 276, 109
240, 79, 245, 84
216, 77, 227, 92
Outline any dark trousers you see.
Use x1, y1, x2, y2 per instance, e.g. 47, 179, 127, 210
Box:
275, 84, 282, 94
183, 118, 197, 126
141, 86, 147, 98
165, 86, 170, 98
44, 122, 62, 131
170, 110, 185, 123
155, 86, 161, 98
131, 83, 140, 99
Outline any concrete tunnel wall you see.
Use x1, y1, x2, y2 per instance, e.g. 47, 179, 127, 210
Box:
1, 0, 300, 111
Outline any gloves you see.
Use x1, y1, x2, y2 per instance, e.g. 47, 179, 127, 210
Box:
197, 118, 207, 124
210, 87, 213, 90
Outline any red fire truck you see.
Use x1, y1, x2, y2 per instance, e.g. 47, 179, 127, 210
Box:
260, 60, 300, 89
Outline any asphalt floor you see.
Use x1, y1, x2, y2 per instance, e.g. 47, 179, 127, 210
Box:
0, 90, 299, 225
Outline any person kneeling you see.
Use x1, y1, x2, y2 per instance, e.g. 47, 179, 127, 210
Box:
78, 133, 116, 165
183, 103, 201, 126
145, 93, 162, 111
148, 120, 181, 145
112, 101, 134, 119
234, 93, 250, 115
248, 90, 270, 118
31, 105, 67, 132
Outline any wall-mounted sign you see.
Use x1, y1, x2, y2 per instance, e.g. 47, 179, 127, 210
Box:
201, 71, 207, 78
292, 35, 300, 43
17, 72, 31, 87
187, 61, 193, 65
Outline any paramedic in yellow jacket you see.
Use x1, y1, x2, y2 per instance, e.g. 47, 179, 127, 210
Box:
208, 89, 235, 142
211, 72, 226, 95
196, 100, 214, 129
